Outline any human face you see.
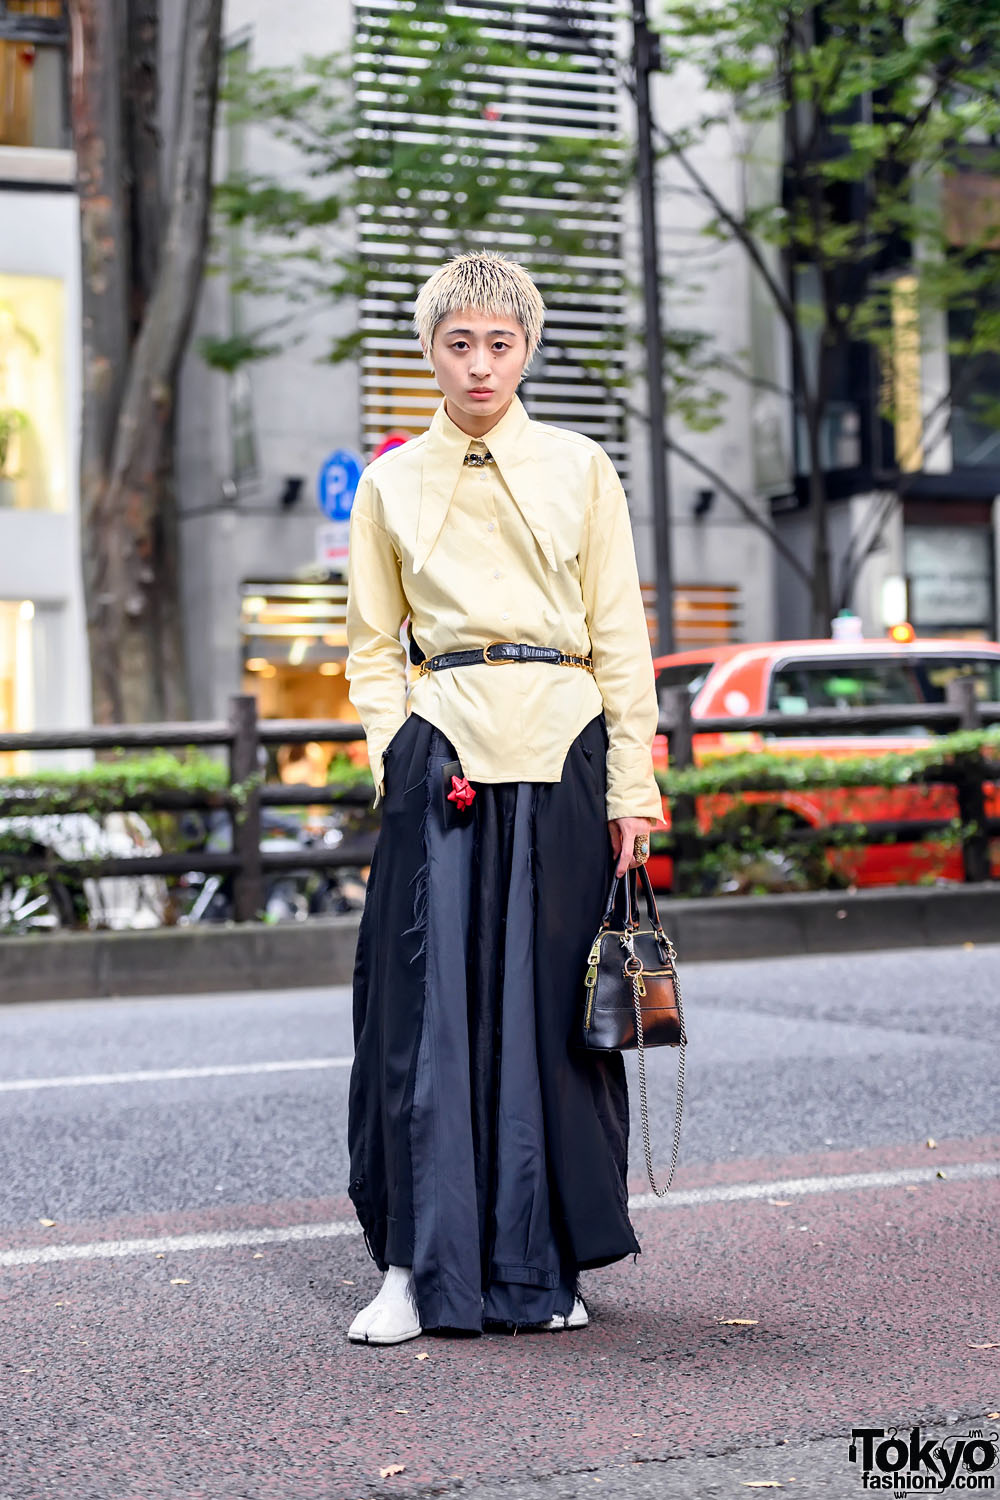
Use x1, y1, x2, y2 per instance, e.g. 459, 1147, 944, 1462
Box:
427, 309, 529, 437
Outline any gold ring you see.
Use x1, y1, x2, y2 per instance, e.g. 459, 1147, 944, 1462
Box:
633, 835, 649, 864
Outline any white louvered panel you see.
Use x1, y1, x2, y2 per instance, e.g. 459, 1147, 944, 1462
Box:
354, 0, 628, 475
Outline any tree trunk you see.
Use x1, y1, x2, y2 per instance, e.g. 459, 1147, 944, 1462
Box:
70, 0, 222, 723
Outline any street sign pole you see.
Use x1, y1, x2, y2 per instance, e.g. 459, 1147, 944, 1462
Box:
633, 0, 675, 655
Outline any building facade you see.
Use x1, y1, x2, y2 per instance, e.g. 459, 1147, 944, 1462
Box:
174, 0, 778, 735
0, 1, 88, 770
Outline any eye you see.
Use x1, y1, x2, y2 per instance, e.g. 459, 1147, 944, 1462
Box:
492, 341, 511, 352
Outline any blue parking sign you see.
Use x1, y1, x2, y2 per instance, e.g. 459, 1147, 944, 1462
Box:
317, 449, 363, 520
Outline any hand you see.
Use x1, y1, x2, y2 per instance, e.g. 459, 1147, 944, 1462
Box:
608, 817, 657, 878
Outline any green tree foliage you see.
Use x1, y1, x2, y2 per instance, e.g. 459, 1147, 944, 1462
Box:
650, 0, 1000, 627
204, 2, 630, 371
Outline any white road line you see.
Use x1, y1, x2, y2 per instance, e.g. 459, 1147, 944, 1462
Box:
0, 1058, 354, 1094
1, 1159, 995, 1270
628, 1158, 1000, 1211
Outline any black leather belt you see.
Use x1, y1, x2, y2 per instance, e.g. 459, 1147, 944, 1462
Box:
417, 641, 594, 676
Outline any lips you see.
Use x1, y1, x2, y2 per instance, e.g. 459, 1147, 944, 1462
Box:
469, 388, 494, 395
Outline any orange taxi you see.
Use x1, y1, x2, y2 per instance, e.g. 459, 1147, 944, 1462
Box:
648, 633, 1000, 889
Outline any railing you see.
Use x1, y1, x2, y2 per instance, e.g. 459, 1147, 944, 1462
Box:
2, 679, 999, 921
657, 676, 1000, 891
0, 695, 376, 922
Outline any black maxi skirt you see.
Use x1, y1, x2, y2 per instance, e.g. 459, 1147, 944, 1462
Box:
347, 709, 641, 1333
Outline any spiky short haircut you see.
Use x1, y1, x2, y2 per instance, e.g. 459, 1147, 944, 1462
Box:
413, 250, 545, 372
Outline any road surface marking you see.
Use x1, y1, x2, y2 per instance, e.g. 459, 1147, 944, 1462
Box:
1, 1160, 995, 1270
0, 1058, 354, 1093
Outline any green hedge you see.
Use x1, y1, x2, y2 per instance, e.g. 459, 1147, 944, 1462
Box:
655, 725, 1000, 797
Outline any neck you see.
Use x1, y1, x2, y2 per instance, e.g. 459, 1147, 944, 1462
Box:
444, 395, 513, 439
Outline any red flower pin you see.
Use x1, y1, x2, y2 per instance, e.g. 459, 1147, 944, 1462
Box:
447, 774, 476, 810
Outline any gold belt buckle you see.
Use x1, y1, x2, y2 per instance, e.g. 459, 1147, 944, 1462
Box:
482, 640, 517, 664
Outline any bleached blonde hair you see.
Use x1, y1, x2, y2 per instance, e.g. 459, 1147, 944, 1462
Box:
413, 250, 545, 372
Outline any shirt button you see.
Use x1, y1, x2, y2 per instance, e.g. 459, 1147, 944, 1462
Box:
501, 611, 510, 621
493, 570, 501, 579
487, 522, 495, 532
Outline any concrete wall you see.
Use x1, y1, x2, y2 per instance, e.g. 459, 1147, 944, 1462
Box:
636, 64, 778, 645
172, 0, 362, 718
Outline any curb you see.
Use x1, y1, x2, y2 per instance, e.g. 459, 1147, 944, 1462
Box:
1, 885, 999, 1003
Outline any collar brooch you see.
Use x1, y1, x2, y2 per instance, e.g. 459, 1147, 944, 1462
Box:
463, 450, 495, 466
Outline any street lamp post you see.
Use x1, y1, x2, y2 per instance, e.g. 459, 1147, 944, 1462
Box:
632, 0, 675, 655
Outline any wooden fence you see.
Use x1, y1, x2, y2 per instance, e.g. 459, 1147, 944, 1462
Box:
1, 678, 999, 919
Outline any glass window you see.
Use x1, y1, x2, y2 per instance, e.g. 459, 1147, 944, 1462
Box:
0, 274, 66, 512
765, 651, 1000, 734
0, 1, 68, 149
769, 659, 922, 712
767, 657, 928, 735
656, 661, 716, 698
0, 598, 34, 775
917, 656, 1000, 703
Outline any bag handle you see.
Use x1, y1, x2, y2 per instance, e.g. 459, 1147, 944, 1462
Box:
627, 862, 668, 936
600, 866, 637, 930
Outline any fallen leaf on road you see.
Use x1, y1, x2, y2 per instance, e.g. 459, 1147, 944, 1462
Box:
987, 1412, 1000, 1419
169, 1279, 191, 1286
395, 1409, 409, 1415
38, 1218, 57, 1227
155, 1253, 165, 1259
252, 1253, 264, 1260
936, 1170, 947, 1179
379, 1464, 405, 1478
342, 1279, 355, 1285
968, 1342, 1000, 1350
718, 1318, 758, 1326
926, 1137, 937, 1148
19, 1368, 34, 1374
767, 1200, 792, 1207
415, 1351, 429, 1361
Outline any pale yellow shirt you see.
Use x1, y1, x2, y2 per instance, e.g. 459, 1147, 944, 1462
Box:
345, 393, 664, 822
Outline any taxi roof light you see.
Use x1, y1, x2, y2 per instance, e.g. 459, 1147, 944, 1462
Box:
888, 622, 915, 643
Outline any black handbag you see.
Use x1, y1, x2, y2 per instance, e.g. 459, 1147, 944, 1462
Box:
580, 862, 687, 1196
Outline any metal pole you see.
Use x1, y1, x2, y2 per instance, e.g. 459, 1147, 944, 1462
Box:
633, 0, 675, 654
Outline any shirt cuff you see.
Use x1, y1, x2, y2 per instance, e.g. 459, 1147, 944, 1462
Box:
365, 719, 407, 810
604, 746, 666, 824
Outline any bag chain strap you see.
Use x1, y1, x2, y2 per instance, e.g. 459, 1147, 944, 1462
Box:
630, 940, 687, 1197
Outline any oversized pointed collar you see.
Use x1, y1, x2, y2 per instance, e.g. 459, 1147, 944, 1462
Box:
413, 392, 557, 574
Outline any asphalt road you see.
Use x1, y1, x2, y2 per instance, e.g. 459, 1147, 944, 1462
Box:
0, 945, 997, 1500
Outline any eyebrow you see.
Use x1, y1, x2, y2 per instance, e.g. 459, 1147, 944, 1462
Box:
443, 326, 518, 338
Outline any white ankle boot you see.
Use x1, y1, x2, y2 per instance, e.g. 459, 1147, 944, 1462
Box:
347, 1265, 422, 1345
544, 1296, 589, 1331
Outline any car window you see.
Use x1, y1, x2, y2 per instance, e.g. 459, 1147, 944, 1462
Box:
916, 656, 1000, 703
656, 662, 715, 698
766, 658, 928, 736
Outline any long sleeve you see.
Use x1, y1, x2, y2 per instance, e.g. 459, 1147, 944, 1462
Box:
345, 477, 410, 809
579, 473, 665, 823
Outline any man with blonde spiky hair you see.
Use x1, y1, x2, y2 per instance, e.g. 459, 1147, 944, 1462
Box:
345, 250, 663, 1345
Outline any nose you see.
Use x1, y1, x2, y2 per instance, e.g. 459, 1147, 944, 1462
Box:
469, 348, 491, 378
